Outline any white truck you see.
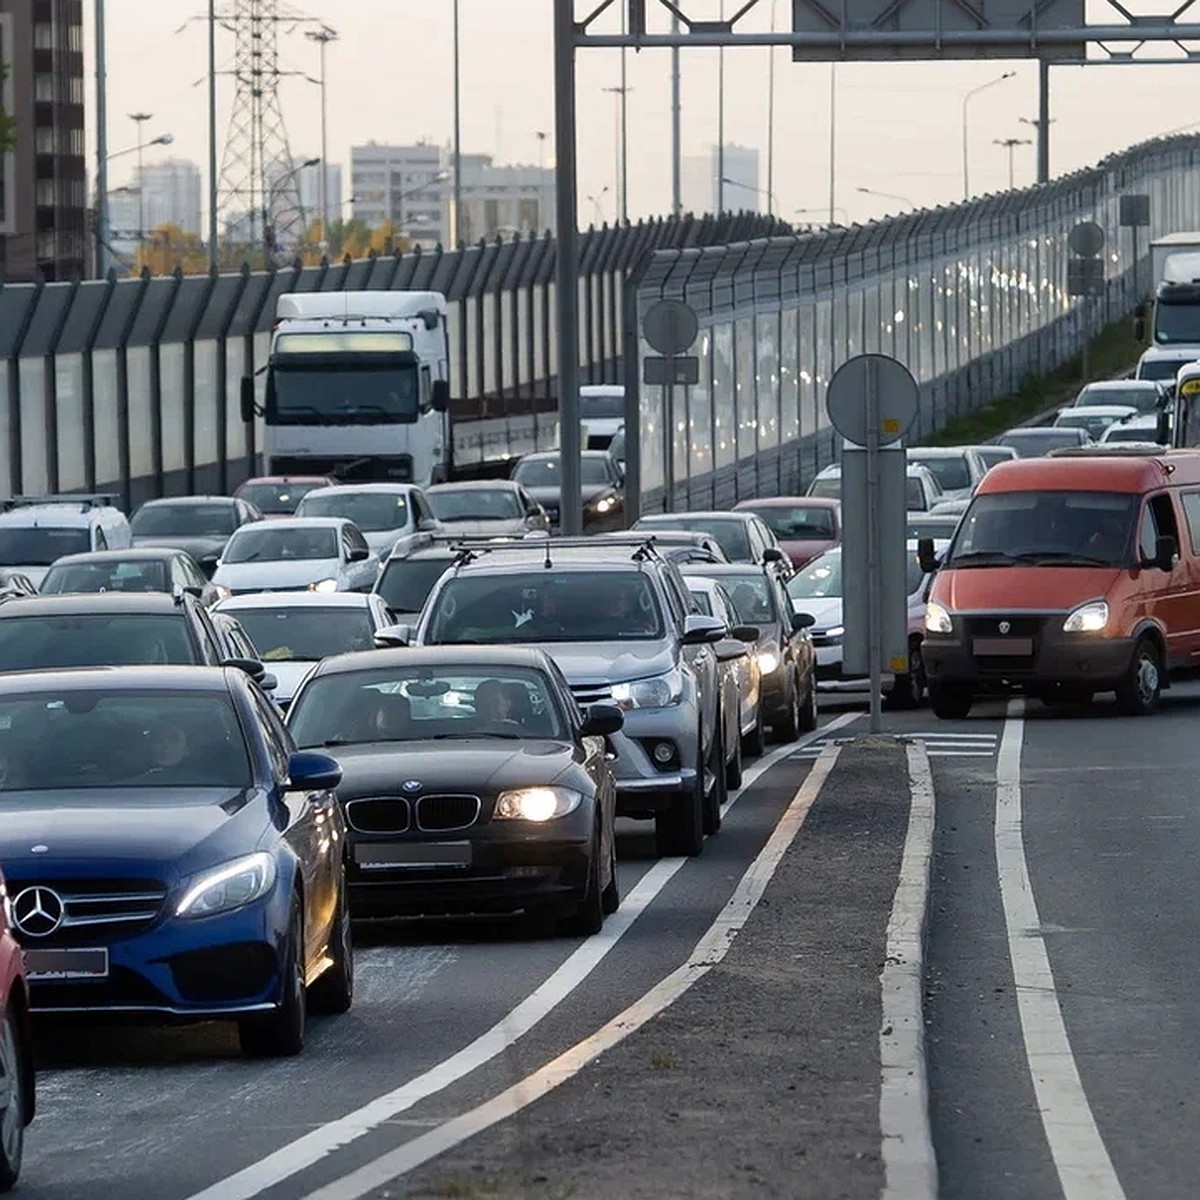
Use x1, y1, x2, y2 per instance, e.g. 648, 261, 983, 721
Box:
1136, 233, 1200, 352
241, 291, 452, 486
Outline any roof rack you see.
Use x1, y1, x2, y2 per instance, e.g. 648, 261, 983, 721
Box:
1046, 445, 1167, 458
0, 493, 118, 513
448, 535, 664, 569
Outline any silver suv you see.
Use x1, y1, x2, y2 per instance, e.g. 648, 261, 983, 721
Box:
407, 539, 727, 857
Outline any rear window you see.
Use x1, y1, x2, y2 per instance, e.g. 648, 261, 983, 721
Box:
635, 517, 751, 561
807, 476, 840, 501
131, 503, 236, 538
375, 556, 454, 615
911, 455, 971, 492
1076, 387, 1161, 413
580, 393, 624, 419
740, 505, 836, 540
0, 613, 198, 670
42, 559, 168, 595
0, 527, 91, 566
298, 491, 410, 533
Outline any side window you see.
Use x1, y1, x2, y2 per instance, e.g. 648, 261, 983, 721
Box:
340, 531, 355, 561
754, 519, 775, 550
522, 489, 540, 516
1180, 492, 1200, 555
93, 526, 108, 551
250, 689, 292, 779
659, 565, 691, 623
420, 366, 432, 409
1149, 493, 1180, 555
169, 557, 188, 588
194, 607, 225, 664
349, 525, 369, 555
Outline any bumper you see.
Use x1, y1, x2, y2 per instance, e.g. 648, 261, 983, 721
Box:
346, 818, 594, 918
604, 706, 700, 816
923, 632, 1136, 692
814, 644, 896, 692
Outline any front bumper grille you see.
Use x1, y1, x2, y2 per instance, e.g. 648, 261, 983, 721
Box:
270, 454, 413, 483
346, 796, 412, 835
570, 682, 614, 706
345, 793, 482, 834
416, 794, 481, 832
8, 877, 167, 947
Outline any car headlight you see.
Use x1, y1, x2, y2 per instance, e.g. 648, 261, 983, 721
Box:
611, 667, 684, 710
1063, 600, 1108, 633
756, 650, 781, 675
925, 601, 953, 634
591, 494, 617, 514
214, 584, 232, 601
308, 578, 338, 593
825, 625, 845, 639
176, 852, 277, 918
494, 786, 583, 822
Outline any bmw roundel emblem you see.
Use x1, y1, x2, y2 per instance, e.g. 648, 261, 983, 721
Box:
402, 780, 422, 793
998, 621, 1011, 635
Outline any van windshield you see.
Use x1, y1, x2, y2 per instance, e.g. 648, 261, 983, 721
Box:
946, 491, 1139, 568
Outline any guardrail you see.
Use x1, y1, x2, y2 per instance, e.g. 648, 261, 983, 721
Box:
628, 134, 1200, 515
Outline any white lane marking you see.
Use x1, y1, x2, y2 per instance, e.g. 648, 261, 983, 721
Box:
301, 745, 843, 1200
184, 717, 848, 1200
879, 741, 938, 1200
996, 699, 1126, 1200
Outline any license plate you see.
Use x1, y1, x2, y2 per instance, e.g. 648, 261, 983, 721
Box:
973, 637, 1033, 656
25, 947, 109, 982
354, 842, 472, 869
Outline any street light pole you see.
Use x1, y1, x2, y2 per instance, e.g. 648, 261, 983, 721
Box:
601, 86, 631, 222
961, 72, 1015, 200
670, 11, 681, 216
207, 0, 218, 271
994, 137, 1032, 189
721, 176, 779, 213
264, 156, 320, 267
717, 0, 725, 212
767, 0, 777, 217
856, 185, 916, 209
94, 0, 109, 277
452, 0, 462, 243
129, 112, 153, 260
305, 26, 338, 244
828, 64, 837, 226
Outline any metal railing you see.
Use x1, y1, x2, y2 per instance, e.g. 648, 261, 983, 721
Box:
627, 134, 1200, 515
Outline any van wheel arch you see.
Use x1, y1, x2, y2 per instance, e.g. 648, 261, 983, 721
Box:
1130, 620, 1170, 688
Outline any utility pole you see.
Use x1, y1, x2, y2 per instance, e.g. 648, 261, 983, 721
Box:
94, 0, 109, 277
452, 0, 462, 243
129, 111, 152, 260
305, 26, 338, 245
716, 0, 725, 212
767, 0, 777, 216
994, 137, 1032, 189
671, 12, 681, 215
1020, 84, 1055, 185
207, 0, 218, 270
828, 64, 836, 226
601, 85, 632, 222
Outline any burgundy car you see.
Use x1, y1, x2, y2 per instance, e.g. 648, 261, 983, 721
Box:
732, 497, 840, 568
0, 866, 34, 1190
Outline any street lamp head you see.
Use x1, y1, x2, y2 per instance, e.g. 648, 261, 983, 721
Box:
302, 157, 321, 168
151, 133, 174, 147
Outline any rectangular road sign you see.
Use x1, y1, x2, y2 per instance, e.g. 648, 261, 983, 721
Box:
644, 356, 699, 386
1067, 257, 1105, 297
838, 445, 910, 678
1120, 194, 1151, 228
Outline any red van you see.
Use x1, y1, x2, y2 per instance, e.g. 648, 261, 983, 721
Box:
919, 447, 1200, 718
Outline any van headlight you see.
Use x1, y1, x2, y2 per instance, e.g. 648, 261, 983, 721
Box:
1062, 600, 1108, 633
176, 852, 277, 918
495, 787, 583, 822
925, 601, 953, 634
611, 667, 684, 710
308, 578, 338, 593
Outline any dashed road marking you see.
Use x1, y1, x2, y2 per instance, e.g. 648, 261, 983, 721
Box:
793, 730, 999, 761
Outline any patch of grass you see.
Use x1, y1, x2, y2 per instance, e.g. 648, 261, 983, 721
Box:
649, 1050, 678, 1069
920, 315, 1144, 447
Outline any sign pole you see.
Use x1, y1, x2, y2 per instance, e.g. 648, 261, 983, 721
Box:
866, 358, 882, 733
663, 371, 676, 512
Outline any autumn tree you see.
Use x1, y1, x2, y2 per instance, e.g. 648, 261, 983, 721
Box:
136, 224, 209, 276
0, 61, 15, 153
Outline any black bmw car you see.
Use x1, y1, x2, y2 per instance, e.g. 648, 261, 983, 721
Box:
0, 666, 350, 1056
286, 645, 624, 935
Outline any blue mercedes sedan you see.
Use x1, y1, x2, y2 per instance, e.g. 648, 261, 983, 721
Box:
0, 665, 350, 1057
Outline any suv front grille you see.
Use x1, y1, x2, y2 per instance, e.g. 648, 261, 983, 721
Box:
415, 794, 481, 832
570, 683, 614, 706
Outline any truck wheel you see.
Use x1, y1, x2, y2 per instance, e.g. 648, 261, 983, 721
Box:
929, 682, 973, 720
1115, 638, 1162, 716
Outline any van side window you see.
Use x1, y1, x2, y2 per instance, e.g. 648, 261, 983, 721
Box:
1180, 492, 1200, 554
94, 527, 107, 550
1140, 494, 1181, 563
420, 367, 432, 409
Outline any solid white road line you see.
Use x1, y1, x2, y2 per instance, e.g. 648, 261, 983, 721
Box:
996, 699, 1126, 1200
184, 716, 852, 1200
301, 744, 843, 1200
879, 741, 938, 1200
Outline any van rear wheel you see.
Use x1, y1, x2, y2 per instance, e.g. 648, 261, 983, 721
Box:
1115, 638, 1162, 716
929, 682, 973, 720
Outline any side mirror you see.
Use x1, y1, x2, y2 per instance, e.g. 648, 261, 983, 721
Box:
348, 545, 369, 563
715, 639, 749, 663
417, 517, 440, 532
1155, 534, 1178, 572
223, 656, 265, 681
239, 376, 256, 423
182, 585, 203, 598
1157, 410, 1172, 444
580, 702, 624, 737
287, 750, 342, 793
681, 614, 727, 645
762, 547, 784, 564
731, 624, 760, 644
1134, 301, 1147, 320
917, 536, 939, 574
431, 379, 450, 413
260, 672, 278, 692
374, 623, 413, 648
791, 611, 816, 632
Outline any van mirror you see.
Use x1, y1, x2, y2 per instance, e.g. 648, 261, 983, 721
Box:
1155, 534, 1178, 573
1134, 317, 1146, 342
239, 377, 256, 423
431, 380, 450, 413
917, 536, 939, 574
1133, 302, 1147, 320
1156, 410, 1172, 444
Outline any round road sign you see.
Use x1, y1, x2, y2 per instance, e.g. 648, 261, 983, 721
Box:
1068, 221, 1105, 258
825, 354, 919, 448
643, 299, 699, 356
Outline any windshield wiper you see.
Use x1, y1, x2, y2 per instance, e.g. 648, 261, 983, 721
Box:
945, 551, 1027, 568
1017, 551, 1114, 567
430, 731, 522, 740
279, 404, 324, 417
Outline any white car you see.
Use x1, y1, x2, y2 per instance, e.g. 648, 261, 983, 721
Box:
807, 462, 944, 512
906, 447, 988, 502
1100, 413, 1168, 445
214, 591, 393, 709
1053, 404, 1139, 441
212, 517, 379, 598
580, 385, 625, 449
1072, 379, 1168, 414
786, 539, 947, 707
0, 494, 133, 587
294, 483, 441, 558
1135, 345, 1200, 385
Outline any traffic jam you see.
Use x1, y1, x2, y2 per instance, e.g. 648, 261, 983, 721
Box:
0, 273, 1196, 1192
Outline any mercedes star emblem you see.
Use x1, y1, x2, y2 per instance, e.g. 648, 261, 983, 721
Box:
998, 621, 1011, 635
11, 886, 66, 938
402, 780, 422, 793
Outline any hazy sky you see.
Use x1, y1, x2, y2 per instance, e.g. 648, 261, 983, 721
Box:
88, 0, 1200, 229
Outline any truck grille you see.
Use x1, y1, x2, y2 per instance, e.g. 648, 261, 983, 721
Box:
964, 614, 1045, 675
570, 682, 614, 706
8, 877, 167, 946
270, 454, 413, 483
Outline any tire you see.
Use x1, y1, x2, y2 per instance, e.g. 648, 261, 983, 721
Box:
725, 717, 744, 790
770, 672, 802, 744
703, 723, 726, 836
798, 672, 818, 733
308, 877, 354, 1016
929, 682, 973, 720
601, 825, 620, 915
656, 743, 705, 857
743, 703, 766, 758
886, 642, 927, 711
560, 829, 604, 936
1115, 637, 1163, 716
239, 903, 306, 1058
0, 1002, 26, 1193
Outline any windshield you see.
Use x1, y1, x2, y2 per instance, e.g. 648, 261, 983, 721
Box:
1102, 423, 1160, 444
131, 504, 236, 538
1076, 387, 1161, 414
375, 556, 454, 614
235, 481, 326, 515
270, 362, 420, 424
223, 526, 338, 564
907, 517, 960, 540
946, 490, 1138, 568
580, 393, 624, 419
0, 613, 197, 669
0, 690, 249, 791
427, 570, 663, 643
721, 576, 778, 625
977, 447, 1015, 468
514, 457, 613, 488
636, 517, 751, 561
787, 548, 924, 599
41, 559, 168, 595
298, 492, 409, 533
911, 455, 971, 492
997, 430, 1085, 457
230, 607, 376, 662
807, 476, 840, 501
740, 505, 835, 540
1153, 301, 1200, 345
0, 527, 90, 566
288, 665, 567, 746
1138, 358, 1192, 382
427, 488, 522, 522
907, 477, 931, 509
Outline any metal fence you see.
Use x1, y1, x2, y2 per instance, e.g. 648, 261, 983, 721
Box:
628, 134, 1200, 515
0, 211, 788, 510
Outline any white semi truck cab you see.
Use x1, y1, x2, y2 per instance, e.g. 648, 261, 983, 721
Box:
1136, 233, 1200, 351
241, 291, 452, 486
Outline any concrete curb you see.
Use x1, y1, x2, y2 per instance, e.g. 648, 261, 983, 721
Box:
878, 740, 938, 1200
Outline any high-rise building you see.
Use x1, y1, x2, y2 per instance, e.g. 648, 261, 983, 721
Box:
681, 144, 761, 215
136, 158, 202, 237
350, 142, 446, 249
0, 0, 86, 282
450, 154, 555, 245
294, 158, 342, 230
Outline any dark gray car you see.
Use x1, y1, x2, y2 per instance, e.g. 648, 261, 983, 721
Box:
131, 496, 262, 577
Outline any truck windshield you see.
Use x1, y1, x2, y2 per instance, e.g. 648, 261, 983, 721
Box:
1154, 302, 1200, 345
270, 362, 420, 424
